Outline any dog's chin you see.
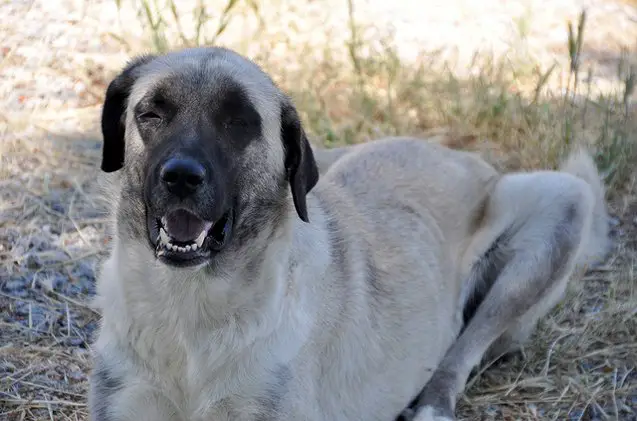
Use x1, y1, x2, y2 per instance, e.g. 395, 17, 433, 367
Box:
147, 207, 234, 268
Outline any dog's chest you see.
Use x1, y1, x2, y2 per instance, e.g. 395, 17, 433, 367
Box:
193, 393, 283, 421
181, 363, 291, 421
137, 328, 289, 421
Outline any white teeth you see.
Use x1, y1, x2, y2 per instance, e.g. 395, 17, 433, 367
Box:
157, 222, 207, 255
195, 230, 207, 247
159, 228, 170, 245
158, 240, 202, 253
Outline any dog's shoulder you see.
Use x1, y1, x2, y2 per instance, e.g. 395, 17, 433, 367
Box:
322, 137, 497, 187
318, 137, 500, 231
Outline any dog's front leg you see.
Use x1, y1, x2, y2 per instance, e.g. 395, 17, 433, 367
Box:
88, 353, 184, 421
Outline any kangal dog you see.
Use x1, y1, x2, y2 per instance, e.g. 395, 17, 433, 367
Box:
89, 46, 611, 421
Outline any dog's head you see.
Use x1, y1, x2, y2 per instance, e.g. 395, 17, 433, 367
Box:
100, 47, 319, 269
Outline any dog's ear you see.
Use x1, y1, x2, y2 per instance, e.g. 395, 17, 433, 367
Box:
280, 100, 319, 223
100, 55, 156, 173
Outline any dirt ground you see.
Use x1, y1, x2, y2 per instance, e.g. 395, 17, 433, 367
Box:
1, 0, 636, 420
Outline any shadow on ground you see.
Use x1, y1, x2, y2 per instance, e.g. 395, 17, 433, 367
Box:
0, 130, 107, 420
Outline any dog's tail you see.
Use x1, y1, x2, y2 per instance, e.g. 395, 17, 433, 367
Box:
559, 148, 613, 269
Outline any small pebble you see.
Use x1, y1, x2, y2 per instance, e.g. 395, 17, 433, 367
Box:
0, 361, 17, 373
16, 302, 48, 326
569, 410, 584, 421
9, 289, 29, 298
14, 301, 30, 316
52, 275, 67, 292
64, 337, 85, 347
485, 405, 499, 416
68, 370, 85, 381
25, 253, 42, 269
3, 278, 27, 291
50, 202, 66, 213
28, 236, 51, 252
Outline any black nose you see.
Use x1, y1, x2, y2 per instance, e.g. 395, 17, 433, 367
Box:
160, 158, 206, 198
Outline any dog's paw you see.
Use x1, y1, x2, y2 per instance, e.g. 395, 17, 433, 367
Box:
404, 406, 454, 421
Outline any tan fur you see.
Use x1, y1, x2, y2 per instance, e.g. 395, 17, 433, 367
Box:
89, 48, 611, 421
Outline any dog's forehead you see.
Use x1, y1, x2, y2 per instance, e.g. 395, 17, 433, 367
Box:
129, 48, 282, 120
125, 47, 286, 163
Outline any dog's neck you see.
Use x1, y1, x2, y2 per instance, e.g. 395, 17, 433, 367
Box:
97, 202, 330, 385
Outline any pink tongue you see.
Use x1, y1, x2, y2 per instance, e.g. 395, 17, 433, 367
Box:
164, 209, 212, 243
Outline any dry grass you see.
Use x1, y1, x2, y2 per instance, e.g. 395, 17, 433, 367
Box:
1, 131, 108, 420
1, 0, 636, 420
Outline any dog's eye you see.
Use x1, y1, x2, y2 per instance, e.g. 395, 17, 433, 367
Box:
138, 111, 163, 122
223, 117, 248, 130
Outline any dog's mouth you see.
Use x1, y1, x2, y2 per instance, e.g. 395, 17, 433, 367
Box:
152, 208, 234, 267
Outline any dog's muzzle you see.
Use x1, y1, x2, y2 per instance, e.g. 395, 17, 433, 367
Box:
148, 157, 235, 267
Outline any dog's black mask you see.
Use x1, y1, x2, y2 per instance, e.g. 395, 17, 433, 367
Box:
99, 49, 319, 268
